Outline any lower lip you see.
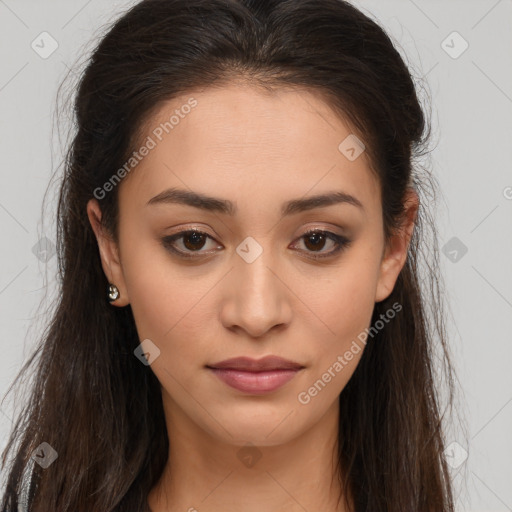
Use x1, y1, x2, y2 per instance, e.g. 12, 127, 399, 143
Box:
208, 368, 301, 394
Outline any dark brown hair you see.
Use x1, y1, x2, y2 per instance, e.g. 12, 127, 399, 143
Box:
1, 0, 459, 510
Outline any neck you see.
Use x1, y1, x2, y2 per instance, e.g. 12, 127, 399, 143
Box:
148, 395, 352, 512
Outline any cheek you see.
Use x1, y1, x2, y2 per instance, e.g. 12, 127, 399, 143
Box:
126, 275, 206, 361
312, 251, 380, 340
304, 247, 381, 384
119, 234, 190, 341
121, 239, 218, 372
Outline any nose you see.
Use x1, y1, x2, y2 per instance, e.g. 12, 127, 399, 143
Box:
219, 244, 293, 338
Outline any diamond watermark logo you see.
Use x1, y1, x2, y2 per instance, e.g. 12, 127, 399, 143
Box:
338, 134, 365, 161
441, 31, 469, 60
237, 443, 262, 468
32, 236, 56, 262
31, 442, 58, 469
444, 441, 468, 469
442, 236, 468, 263
31, 31, 59, 59
236, 236, 263, 264
134, 338, 161, 366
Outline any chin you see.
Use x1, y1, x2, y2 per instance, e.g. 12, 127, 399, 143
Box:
200, 406, 309, 448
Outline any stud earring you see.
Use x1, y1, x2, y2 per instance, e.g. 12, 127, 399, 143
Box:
108, 283, 120, 302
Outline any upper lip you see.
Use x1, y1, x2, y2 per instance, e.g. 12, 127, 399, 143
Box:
207, 356, 304, 372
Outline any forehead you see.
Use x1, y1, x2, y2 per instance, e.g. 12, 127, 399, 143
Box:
118, 83, 380, 216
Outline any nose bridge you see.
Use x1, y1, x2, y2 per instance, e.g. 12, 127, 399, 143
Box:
221, 235, 292, 336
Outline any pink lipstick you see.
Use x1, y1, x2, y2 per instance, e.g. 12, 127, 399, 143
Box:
206, 356, 304, 394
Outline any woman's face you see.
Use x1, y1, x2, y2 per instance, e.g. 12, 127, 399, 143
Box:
88, 83, 413, 447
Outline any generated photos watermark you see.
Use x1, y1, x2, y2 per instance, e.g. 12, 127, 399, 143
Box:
297, 301, 402, 405
93, 97, 198, 200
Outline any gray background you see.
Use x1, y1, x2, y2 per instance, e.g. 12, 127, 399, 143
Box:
1, 1, 511, 510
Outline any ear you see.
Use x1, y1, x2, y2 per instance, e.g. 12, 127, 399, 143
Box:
86, 198, 130, 306
374, 188, 419, 303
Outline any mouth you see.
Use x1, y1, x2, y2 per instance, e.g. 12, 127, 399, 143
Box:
206, 356, 304, 394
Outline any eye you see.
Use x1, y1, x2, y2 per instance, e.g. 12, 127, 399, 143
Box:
161, 228, 351, 260
291, 229, 351, 260
161, 229, 222, 258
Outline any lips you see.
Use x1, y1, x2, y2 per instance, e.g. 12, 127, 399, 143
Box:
207, 355, 303, 372
206, 356, 304, 394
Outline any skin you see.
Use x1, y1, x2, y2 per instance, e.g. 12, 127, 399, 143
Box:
87, 82, 418, 512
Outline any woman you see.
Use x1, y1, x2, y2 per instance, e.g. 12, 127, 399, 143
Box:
0, 0, 458, 510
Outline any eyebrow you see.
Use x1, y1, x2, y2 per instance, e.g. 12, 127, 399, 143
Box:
146, 187, 364, 216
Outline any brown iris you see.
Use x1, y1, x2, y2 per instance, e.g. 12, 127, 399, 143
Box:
182, 231, 207, 251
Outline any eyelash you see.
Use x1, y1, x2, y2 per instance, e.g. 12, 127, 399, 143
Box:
161, 228, 351, 261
